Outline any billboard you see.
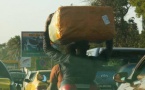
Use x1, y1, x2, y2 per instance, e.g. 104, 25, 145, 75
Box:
21, 31, 46, 57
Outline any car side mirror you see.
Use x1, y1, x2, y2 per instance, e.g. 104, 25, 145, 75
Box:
113, 72, 128, 83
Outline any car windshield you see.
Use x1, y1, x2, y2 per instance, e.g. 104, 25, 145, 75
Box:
111, 50, 144, 63
118, 63, 136, 75
138, 65, 145, 76
10, 72, 26, 79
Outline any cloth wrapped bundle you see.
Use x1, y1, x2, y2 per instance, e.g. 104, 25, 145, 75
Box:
49, 6, 116, 45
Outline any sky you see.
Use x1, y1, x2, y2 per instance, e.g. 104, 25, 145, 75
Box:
0, 0, 142, 44
125, 6, 142, 32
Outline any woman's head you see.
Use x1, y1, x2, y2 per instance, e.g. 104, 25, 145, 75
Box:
65, 42, 77, 55
65, 41, 90, 56
75, 41, 90, 56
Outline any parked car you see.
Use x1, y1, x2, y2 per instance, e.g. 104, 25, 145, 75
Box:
22, 70, 51, 90
0, 60, 16, 90
113, 55, 145, 90
87, 47, 145, 90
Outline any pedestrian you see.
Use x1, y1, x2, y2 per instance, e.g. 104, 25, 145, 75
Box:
44, 13, 113, 90
47, 64, 63, 90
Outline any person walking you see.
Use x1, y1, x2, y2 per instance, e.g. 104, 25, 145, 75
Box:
44, 13, 113, 90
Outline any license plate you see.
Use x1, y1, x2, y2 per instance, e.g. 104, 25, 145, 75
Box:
99, 84, 113, 90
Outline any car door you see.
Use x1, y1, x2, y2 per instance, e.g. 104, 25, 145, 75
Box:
115, 55, 145, 90
0, 60, 16, 90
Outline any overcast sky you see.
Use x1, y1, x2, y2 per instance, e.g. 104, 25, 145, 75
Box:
0, 0, 142, 44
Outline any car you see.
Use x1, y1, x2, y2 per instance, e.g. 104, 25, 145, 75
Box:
22, 70, 51, 90
0, 60, 16, 90
87, 47, 145, 90
118, 63, 136, 75
94, 65, 117, 90
9, 69, 27, 89
87, 47, 145, 64
114, 63, 137, 87
113, 55, 145, 90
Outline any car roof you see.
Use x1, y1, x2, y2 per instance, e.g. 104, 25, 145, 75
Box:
97, 47, 145, 51
89, 47, 145, 50
29, 70, 51, 73
87, 47, 145, 57
9, 69, 23, 72
112, 47, 145, 51
38, 70, 51, 72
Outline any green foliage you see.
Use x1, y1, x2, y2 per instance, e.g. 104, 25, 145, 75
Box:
7, 36, 21, 60
0, 36, 21, 60
108, 59, 122, 66
116, 17, 140, 47
85, 0, 139, 47
0, 43, 7, 60
129, 0, 145, 18
129, 0, 145, 30
139, 30, 145, 48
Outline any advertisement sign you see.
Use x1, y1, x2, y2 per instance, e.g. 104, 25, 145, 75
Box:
20, 57, 31, 67
36, 59, 49, 70
21, 31, 46, 57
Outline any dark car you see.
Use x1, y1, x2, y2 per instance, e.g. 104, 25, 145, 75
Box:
95, 65, 117, 90
114, 55, 145, 89
0, 60, 16, 90
87, 47, 145, 90
118, 63, 137, 75
87, 47, 145, 64
115, 63, 137, 87
9, 69, 26, 89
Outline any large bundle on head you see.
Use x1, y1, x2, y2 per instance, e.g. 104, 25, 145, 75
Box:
49, 6, 116, 45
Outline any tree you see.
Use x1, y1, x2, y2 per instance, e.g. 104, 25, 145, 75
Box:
139, 30, 145, 47
127, 17, 139, 47
6, 36, 21, 60
85, 0, 139, 47
129, 0, 145, 30
129, 0, 145, 18
0, 43, 7, 60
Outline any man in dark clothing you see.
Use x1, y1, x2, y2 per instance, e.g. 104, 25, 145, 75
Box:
44, 13, 113, 90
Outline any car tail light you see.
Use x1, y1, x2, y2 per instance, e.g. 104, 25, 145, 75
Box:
60, 84, 99, 90
89, 84, 99, 90
59, 84, 77, 90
